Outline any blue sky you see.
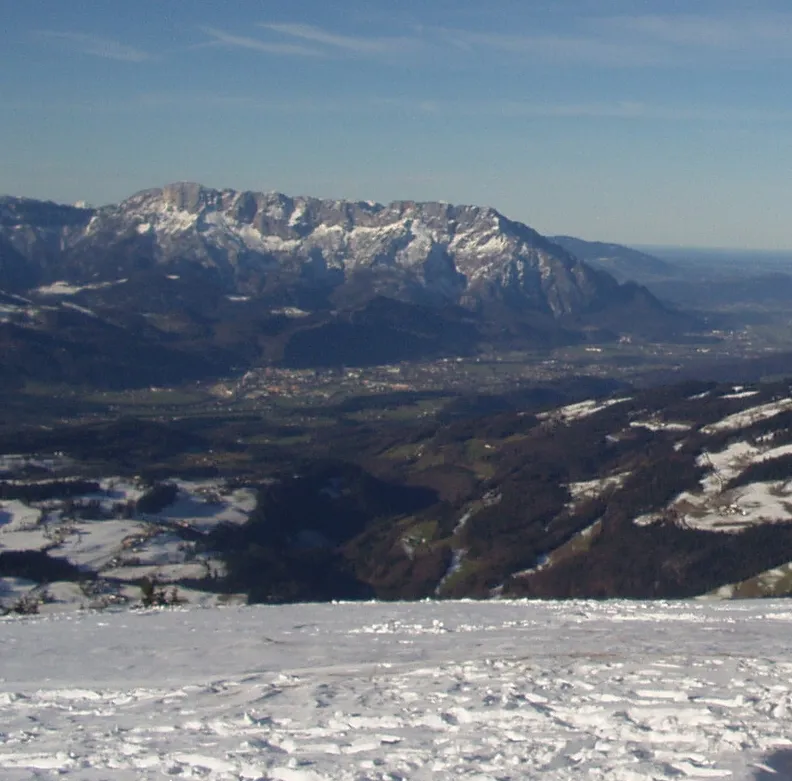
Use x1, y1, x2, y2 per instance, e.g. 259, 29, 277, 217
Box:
3, 1, 792, 248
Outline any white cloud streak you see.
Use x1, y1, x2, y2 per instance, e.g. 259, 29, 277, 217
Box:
439, 12, 792, 67
36, 31, 154, 63
199, 13, 792, 68
437, 29, 670, 67
258, 22, 421, 56
199, 27, 324, 57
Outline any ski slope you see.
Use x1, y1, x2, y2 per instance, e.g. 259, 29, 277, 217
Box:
1, 599, 791, 779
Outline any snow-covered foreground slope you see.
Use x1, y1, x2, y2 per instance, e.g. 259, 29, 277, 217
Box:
2, 600, 792, 780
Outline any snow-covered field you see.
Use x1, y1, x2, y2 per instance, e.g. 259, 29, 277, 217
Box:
1, 599, 792, 780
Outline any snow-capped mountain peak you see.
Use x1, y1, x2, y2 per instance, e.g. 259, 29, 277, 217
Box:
62, 180, 608, 316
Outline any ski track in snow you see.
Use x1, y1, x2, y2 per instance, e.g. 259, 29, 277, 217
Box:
1, 600, 791, 779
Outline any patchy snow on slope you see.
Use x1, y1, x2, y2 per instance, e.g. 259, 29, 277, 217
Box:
434, 509, 474, 595
35, 281, 88, 295
0, 477, 255, 610
468, 231, 510, 256
402, 220, 435, 266
434, 548, 467, 595
204, 211, 299, 253
288, 201, 307, 227
47, 519, 160, 571
757, 442, 792, 462
452, 509, 473, 536
694, 441, 792, 499
36, 279, 126, 296
629, 420, 691, 432
637, 439, 792, 533
702, 397, 792, 434
61, 301, 99, 318
538, 396, 632, 423
153, 205, 198, 234
1, 599, 791, 779
722, 389, 760, 400
568, 472, 630, 503
0, 522, 50, 553
676, 481, 792, 532
271, 306, 310, 318
0, 302, 28, 322
697, 441, 760, 494
155, 482, 256, 532
0, 500, 41, 532
0, 453, 73, 476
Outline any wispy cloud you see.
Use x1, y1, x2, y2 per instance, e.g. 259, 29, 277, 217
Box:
199, 23, 420, 59
438, 11, 792, 68
258, 22, 421, 56
199, 27, 324, 57
36, 31, 154, 62
198, 12, 792, 68
437, 29, 669, 67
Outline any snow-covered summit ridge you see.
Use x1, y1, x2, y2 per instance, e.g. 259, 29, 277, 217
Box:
112, 181, 588, 310
1, 182, 632, 318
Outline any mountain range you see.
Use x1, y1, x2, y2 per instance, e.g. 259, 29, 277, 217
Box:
0, 183, 695, 384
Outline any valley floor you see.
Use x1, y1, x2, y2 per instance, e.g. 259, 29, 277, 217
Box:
1, 599, 791, 779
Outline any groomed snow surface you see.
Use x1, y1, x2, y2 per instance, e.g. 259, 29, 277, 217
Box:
2, 600, 792, 780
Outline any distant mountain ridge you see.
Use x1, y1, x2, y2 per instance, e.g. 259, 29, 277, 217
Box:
550, 235, 676, 283
0, 183, 694, 379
